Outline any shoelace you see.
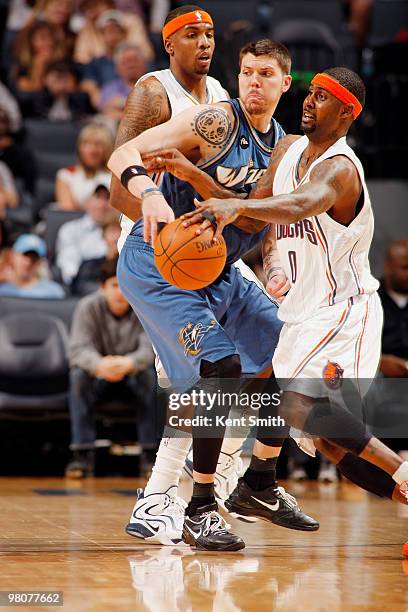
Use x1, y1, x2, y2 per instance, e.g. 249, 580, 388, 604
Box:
165, 495, 187, 517
277, 486, 298, 509
201, 511, 231, 536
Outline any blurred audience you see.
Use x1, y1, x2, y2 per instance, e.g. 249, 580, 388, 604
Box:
81, 10, 127, 109
71, 217, 120, 295
55, 184, 114, 285
0, 82, 22, 133
12, 21, 66, 93
31, 0, 75, 58
379, 239, 408, 378
66, 255, 155, 478
98, 43, 146, 118
30, 60, 92, 120
74, 0, 153, 65
0, 161, 19, 219
0, 107, 37, 196
0, 233, 65, 298
55, 122, 112, 210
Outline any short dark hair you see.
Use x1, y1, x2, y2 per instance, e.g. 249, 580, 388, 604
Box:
239, 39, 291, 74
323, 67, 366, 107
164, 5, 207, 26
45, 60, 79, 80
100, 256, 119, 284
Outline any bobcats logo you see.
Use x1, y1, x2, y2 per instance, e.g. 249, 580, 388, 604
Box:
323, 361, 344, 389
179, 320, 217, 356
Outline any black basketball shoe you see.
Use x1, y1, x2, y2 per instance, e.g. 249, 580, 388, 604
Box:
224, 478, 319, 531
183, 502, 245, 551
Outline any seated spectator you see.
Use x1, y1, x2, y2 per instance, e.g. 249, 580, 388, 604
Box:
55, 122, 112, 210
0, 81, 22, 133
81, 10, 127, 109
379, 239, 408, 377
74, 0, 153, 65
0, 107, 37, 196
65, 256, 155, 478
31, 0, 76, 58
71, 217, 120, 295
0, 233, 65, 298
12, 21, 66, 93
0, 161, 19, 219
29, 60, 92, 120
56, 184, 115, 285
99, 43, 146, 119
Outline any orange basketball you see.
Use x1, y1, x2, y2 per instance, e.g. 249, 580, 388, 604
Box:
154, 218, 227, 290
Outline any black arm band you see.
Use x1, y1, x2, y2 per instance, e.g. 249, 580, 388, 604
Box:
120, 165, 148, 190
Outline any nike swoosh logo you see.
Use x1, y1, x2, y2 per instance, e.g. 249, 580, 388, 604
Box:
251, 496, 279, 512
185, 524, 201, 540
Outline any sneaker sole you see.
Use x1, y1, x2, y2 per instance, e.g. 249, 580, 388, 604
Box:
125, 524, 184, 546
182, 530, 245, 551
224, 504, 320, 532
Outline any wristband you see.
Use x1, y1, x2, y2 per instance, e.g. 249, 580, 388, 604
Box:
120, 165, 148, 190
141, 187, 163, 200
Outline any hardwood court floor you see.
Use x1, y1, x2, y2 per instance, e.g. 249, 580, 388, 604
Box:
0, 477, 407, 612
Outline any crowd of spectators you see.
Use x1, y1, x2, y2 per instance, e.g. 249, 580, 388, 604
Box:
0, 0, 406, 477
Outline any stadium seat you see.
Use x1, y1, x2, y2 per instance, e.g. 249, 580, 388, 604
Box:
367, 0, 408, 47
271, 19, 344, 71
45, 208, 84, 264
270, 0, 346, 35
0, 296, 80, 330
24, 120, 81, 155
36, 151, 77, 182
0, 313, 69, 413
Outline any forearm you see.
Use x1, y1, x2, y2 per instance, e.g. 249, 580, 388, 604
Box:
262, 226, 283, 282
109, 175, 142, 221
126, 334, 154, 373
238, 183, 332, 224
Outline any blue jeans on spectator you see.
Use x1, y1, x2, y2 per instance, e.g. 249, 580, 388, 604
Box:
69, 367, 157, 451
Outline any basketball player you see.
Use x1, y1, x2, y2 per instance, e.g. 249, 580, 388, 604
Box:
181, 67, 408, 517
109, 5, 270, 546
108, 39, 319, 550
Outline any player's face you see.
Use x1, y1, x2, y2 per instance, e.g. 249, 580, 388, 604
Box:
301, 85, 342, 135
168, 24, 215, 77
239, 55, 291, 116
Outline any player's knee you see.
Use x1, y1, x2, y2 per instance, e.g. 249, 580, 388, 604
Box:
314, 438, 346, 464
200, 354, 241, 379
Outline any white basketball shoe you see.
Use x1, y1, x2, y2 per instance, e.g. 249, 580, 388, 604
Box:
126, 485, 187, 545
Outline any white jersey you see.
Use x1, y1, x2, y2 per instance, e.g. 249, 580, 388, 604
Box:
273, 135, 379, 324
118, 69, 228, 247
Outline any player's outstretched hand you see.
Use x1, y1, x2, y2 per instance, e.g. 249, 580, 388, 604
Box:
142, 148, 196, 183
142, 195, 175, 245
266, 273, 291, 303
182, 197, 241, 241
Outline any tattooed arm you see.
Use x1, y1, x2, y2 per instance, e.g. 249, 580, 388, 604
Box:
109, 77, 171, 221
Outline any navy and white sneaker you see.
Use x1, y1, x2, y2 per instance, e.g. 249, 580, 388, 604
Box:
183, 502, 245, 551
126, 485, 187, 545
184, 450, 257, 523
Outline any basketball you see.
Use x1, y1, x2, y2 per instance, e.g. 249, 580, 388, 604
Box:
154, 218, 227, 290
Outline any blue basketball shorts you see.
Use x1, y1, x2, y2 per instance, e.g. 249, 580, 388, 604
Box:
117, 235, 283, 391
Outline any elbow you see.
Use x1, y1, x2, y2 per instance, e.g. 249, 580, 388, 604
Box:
286, 203, 305, 224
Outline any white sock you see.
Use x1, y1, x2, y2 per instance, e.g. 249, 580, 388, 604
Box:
144, 429, 191, 496
392, 461, 408, 486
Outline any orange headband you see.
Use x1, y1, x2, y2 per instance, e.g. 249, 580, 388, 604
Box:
311, 73, 363, 119
162, 10, 213, 42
